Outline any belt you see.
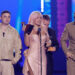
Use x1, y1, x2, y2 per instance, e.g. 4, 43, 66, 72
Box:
0, 59, 11, 61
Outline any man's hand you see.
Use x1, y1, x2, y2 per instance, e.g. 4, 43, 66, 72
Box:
48, 47, 56, 52
66, 52, 73, 58
12, 60, 15, 64
24, 49, 29, 57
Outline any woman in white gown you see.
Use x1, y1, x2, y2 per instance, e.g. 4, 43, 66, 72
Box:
23, 11, 51, 75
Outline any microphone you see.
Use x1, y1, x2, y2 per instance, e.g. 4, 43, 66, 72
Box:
21, 22, 26, 31
3, 32, 5, 37
37, 28, 41, 34
21, 22, 25, 26
74, 12, 75, 25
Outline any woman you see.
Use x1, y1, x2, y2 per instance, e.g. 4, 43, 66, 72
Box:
23, 11, 51, 75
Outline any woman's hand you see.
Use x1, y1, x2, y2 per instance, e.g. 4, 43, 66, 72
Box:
41, 24, 48, 33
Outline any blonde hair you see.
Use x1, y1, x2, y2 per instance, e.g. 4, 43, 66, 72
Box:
28, 11, 42, 25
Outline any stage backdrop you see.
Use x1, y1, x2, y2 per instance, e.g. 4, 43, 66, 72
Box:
0, 0, 73, 75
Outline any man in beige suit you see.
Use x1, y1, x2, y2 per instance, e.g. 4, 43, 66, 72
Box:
0, 10, 22, 75
61, 21, 75, 75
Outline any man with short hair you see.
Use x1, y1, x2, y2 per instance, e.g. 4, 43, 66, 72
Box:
43, 15, 59, 75
0, 10, 22, 75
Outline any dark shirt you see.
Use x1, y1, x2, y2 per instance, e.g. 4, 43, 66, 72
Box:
48, 28, 59, 50
46, 28, 59, 75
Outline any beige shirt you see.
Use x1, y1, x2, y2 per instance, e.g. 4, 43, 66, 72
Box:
0, 23, 22, 63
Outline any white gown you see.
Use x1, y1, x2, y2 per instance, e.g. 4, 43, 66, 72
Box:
23, 32, 51, 75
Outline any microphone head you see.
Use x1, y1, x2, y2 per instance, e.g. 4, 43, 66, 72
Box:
21, 22, 25, 26
3, 32, 5, 37
38, 28, 41, 32
37, 28, 41, 34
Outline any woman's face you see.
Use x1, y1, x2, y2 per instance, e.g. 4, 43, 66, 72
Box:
33, 14, 42, 26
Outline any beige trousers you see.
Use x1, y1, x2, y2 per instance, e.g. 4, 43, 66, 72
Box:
0, 61, 14, 75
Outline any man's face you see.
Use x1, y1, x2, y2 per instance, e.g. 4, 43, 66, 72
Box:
1, 13, 11, 25
43, 19, 50, 29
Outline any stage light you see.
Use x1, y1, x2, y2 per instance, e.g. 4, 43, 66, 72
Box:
15, 0, 23, 34
41, 0, 44, 12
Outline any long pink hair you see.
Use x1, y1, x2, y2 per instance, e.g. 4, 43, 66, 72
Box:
28, 11, 42, 25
